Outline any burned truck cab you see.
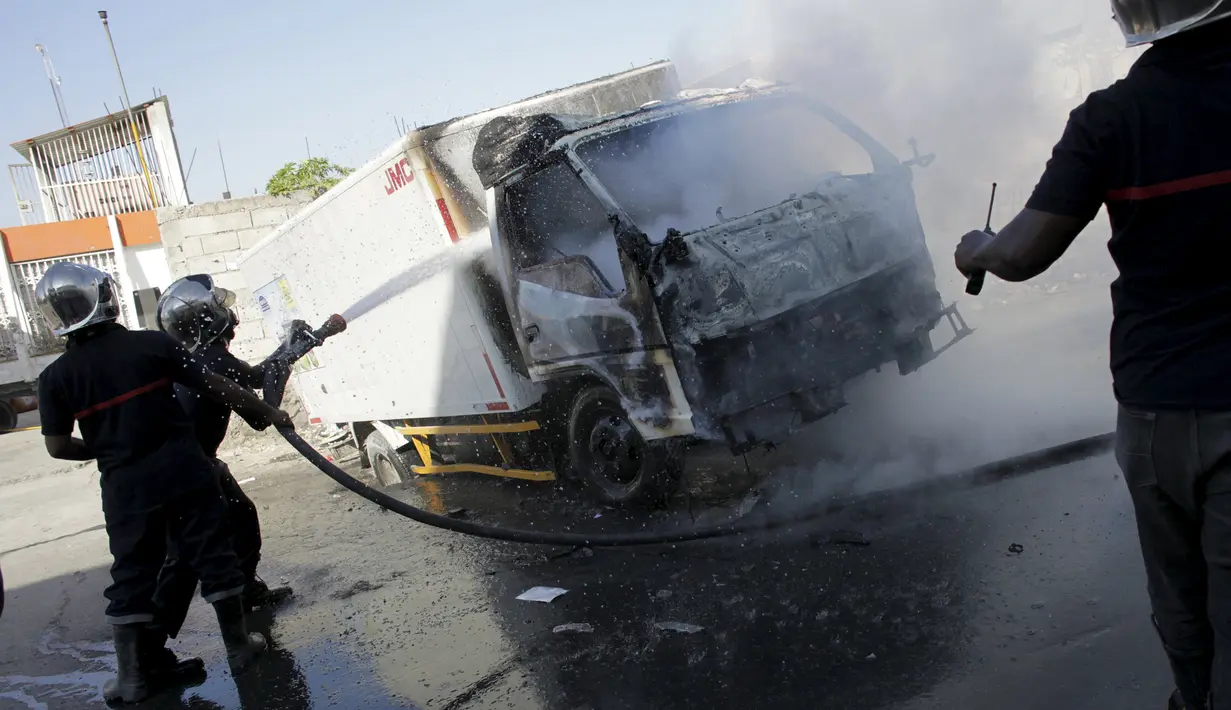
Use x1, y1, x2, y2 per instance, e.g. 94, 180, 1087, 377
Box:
476, 84, 970, 483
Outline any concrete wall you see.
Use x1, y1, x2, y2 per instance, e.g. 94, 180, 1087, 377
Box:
157, 192, 313, 361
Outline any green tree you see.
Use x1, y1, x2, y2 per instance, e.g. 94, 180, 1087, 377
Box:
265, 158, 355, 197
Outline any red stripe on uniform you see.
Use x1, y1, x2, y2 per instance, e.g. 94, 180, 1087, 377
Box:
74, 377, 172, 420
1106, 169, 1231, 201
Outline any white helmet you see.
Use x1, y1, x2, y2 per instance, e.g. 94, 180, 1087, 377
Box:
34, 262, 121, 337
1112, 0, 1231, 46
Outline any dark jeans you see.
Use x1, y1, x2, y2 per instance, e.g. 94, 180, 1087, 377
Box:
103, 477, 246, 625
153, 459, 263, 637
1116, 406, 1231, 708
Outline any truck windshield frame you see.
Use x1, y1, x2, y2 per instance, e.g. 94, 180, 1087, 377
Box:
499, 157, 628, 297
570, 96, 886, 242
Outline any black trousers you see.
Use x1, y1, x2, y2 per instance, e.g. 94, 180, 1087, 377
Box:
153, 459, 264, 637
103, 476, 246, 625
1117, 406, 1231, 709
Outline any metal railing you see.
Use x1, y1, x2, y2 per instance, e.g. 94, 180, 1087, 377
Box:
23, 108, 170, 223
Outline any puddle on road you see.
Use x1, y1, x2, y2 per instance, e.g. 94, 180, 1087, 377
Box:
0, 626, 418, 710
0, 633, 115, 709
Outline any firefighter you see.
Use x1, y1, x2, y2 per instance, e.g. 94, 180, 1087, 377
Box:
954, 3, 1231, 708
34, 262, 288, 704
150, 274, 295, 642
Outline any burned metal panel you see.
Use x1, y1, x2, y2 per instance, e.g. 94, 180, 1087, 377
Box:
654, 173, 936, 346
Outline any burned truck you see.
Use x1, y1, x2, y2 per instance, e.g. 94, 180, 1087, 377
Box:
241, 69, 969, 507
472, 82, 970, 501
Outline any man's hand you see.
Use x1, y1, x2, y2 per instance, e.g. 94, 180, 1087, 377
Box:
265, 407, 294, 429
955, 229, 995, 278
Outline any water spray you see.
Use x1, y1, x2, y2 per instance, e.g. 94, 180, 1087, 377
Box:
263, 315, 1115, 547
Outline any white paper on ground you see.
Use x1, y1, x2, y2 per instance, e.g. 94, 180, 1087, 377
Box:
516, 586, 568, 603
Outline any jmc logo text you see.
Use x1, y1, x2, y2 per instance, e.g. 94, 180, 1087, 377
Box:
384, 157, 414, 195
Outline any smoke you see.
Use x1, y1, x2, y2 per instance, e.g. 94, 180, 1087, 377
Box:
665, 0, 1130, 507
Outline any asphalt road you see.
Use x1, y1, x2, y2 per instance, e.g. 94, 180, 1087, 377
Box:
0, 280, 1171, 709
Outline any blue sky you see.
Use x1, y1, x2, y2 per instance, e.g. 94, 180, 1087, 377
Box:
0, 0, 742, 227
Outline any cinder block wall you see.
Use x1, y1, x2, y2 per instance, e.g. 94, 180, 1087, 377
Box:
157, 192, 313, 362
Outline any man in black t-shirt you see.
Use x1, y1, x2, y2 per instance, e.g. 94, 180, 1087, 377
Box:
954, 3, 1231, 708
33, 263, 292, 704
150, 274, 296, 642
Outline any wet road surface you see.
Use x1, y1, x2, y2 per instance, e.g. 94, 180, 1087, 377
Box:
2, 448, 1167, 710
1, 285, 1171, 709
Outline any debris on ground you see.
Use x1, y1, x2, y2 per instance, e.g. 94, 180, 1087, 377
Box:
866, 653, 878, 661
516, 586, 569, 603
813, 530, 872, 548
446, 508, 469, 519
237, 477, 257, 486
332, 579, 383, 600
553, 623, 594, 634
654, 622, 704, 634
1008, 543, 1025, 555
656, 590, 673, 600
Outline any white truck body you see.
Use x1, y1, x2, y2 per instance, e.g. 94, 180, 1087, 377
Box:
239, 63, 680, 427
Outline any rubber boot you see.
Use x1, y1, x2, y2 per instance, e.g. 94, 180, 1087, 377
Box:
243, 576, 293, 613
1153, 616, 1211, 710
102, 625, 149, 704
213, 596, 266, 674
142, 627, 205, 684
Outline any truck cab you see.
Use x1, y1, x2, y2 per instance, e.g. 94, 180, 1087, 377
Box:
476, 84, 971, 502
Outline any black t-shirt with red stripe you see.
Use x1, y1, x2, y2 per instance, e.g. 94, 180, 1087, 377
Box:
38, 324, 216, 511
1027, 19, 1231, 410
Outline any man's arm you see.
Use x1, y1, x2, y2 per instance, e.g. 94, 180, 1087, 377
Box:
162, 335, 293, 428
955, 210, 1091, 283
198, 370, 293, 429
956, 95, 1111, 285
36, 373, 92, 461
44, 435, 93, 461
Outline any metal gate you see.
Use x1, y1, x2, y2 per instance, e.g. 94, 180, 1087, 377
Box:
9, 251, 131, 356
0, 289, 18, 363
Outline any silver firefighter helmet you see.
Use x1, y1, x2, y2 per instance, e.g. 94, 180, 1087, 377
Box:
1112, 0, 1231, 45
34, 262, 121, 337
156, 274, 237, 352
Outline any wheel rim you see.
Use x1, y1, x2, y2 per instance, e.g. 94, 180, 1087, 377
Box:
584, 407, 644, 494
373, 454, 401, 486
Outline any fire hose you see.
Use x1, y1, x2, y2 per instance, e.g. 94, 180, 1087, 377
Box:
262, 316, 1117, 547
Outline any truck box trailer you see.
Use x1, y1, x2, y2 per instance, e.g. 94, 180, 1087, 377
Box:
240, 62, 971, 505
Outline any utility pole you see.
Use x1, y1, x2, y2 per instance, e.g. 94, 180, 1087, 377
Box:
98, 9, 159, 209
35, 44, 70, 128
218, 139, 232, 199
305, 136, 312, 160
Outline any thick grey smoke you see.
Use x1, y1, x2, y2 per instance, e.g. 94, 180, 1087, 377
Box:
667, 0, 1136, 506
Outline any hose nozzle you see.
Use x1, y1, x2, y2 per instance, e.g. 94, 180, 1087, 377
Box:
316, 314, 347, 340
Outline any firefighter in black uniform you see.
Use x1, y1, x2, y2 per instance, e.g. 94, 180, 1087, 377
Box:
150, 274, 295, 642
954, 3, 1231, 708
33, 262, 289, 704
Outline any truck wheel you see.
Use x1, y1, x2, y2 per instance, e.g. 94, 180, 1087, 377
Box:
363, 431, 413, 487
566, 385, 683, 507
0, 401, 15, 433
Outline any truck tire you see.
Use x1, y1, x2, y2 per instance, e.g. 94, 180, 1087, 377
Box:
0, 401, 15, 433
364, 431, 413, 488
566, 385, 683, 507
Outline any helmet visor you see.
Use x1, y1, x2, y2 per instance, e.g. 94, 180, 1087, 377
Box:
1113, 0, 1229, 44
37, 285, 96, 334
